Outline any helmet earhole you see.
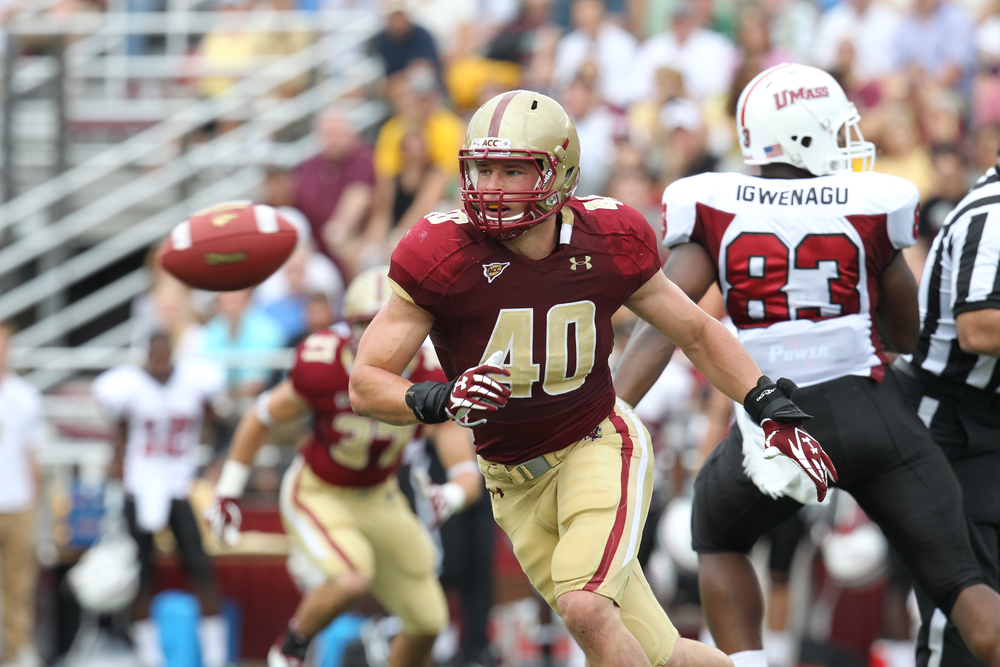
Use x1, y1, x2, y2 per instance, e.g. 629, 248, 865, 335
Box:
801, 137, 813, 148
531, 100, 538, 110
791, 136, 798, 141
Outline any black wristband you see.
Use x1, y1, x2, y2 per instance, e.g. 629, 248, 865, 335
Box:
743, 375, 813, 425
405, 379, 456, 424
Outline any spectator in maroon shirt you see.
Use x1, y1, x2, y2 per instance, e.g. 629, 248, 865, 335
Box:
293, 109, 376, 278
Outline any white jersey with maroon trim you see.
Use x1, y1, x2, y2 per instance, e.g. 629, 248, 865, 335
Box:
664, 170, 918, 504
663, 170, 919, 388
93, 359, 226, 505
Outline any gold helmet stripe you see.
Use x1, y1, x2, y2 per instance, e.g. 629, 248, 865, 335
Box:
488, 90, 520, 137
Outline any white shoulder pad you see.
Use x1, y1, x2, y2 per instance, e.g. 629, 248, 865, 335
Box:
91, 365, 141, 418
854, 172, 920, 250
178, 357, 227, 399
662, 173, 720, 248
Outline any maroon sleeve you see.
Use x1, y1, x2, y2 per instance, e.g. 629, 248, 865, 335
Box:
388, 218, 452, 314
613, 204, 662, 298
289, 330, 348, 403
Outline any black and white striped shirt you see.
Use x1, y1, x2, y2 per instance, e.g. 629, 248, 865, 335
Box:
907, 166, 1000, 392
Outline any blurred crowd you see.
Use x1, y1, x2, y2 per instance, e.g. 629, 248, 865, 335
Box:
3, 0, 1000, 664
102, 0, 1000, 367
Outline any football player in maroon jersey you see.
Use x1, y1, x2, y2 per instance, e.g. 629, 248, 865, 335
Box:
349, 90, 833, 667
205, 267, 481, 667
616, 64, 1000, 667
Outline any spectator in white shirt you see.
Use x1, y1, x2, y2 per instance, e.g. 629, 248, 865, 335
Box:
551, 0, 638, 108
762, 0, 818, 65
631, 0, 736, 102
561, 75, 620, 196
0, 324, 44, 667
812, 0, 902, 86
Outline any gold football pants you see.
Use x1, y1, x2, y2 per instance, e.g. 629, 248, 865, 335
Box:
479, 399, 679, 666
280, 457, 448, 636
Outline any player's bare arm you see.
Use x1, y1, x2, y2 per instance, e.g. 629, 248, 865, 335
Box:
207, 379, 309, 545
624, 247, 837, 501
956, 308, 1000, 357
108, 420, 128, 480
225, 379, 309, 467
426, 421, 483, 506
350, 292, 436, 425
413, 421, 483, 527
875, 251, 920, 354
615, 243, 715, 406
624, 256, 759, 404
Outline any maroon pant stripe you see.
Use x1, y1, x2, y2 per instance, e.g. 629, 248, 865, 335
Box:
292, 465, 357, 572
584, 411, 634, 592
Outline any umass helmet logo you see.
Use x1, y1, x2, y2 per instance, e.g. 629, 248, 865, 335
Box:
774, 86, 829, 109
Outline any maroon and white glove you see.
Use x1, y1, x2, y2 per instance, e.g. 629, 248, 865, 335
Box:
446, 351, 511, 427
744, 376, 838, 502
412, 468, 467, 528
205, 460, 248, 546
406, 351, 511, 428
761, 419, 837, 502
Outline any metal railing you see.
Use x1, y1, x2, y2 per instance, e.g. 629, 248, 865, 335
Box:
0, 7, 385, 374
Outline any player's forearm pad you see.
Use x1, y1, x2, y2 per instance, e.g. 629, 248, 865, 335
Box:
743, 376, 813, 425
405, 379, 456, 424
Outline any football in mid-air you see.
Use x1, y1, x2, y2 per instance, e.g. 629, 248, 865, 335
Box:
157, 201, 298, 291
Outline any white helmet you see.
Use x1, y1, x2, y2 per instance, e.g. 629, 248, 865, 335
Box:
736, 63, 875, 175
819, 492, 888, 587
658, 497, 699, 575
343, 265, 391, 324
644, 546, 678, 606
67, 532, 141, 613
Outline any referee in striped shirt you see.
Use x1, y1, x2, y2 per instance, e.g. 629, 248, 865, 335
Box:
896, 149, 1000, 667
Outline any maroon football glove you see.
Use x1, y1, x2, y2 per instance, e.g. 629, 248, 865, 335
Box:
745, 376, 838, 502
204, 497, 242, 546
406, 351, 511, 427
761, 418, 837, 502
445, 354, 511, 428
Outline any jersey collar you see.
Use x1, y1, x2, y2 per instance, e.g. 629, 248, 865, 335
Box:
558, 207, 575, 245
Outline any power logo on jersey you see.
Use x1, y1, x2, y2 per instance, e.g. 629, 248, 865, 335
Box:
483, 262, 510, 283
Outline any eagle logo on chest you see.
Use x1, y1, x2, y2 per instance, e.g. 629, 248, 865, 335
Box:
482, 262, 511, 283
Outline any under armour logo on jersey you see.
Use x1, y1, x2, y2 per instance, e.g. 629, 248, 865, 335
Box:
483, 262, 510, 283
569, 256, 593, 271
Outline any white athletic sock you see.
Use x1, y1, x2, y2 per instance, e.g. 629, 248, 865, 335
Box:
132, 619, 164, 667
764, 630, 791, 667
730, 649, 768, 667
199, 615, 229, 667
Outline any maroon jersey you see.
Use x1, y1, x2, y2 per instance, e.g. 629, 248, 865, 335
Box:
290, 324, 446, 487
389, 197, 660, 464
